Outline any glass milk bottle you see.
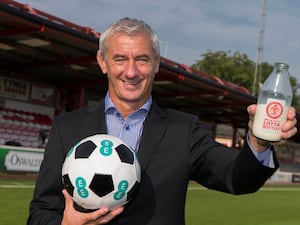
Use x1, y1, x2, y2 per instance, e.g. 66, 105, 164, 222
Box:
252, 62, 293, 141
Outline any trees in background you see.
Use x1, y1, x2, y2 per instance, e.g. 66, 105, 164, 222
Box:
191, 50, 300, 108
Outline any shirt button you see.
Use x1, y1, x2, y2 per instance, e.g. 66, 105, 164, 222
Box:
125, 125, 130, 131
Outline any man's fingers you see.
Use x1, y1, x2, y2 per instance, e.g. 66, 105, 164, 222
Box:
62, 189, 73, 208
88, 207, 124, 225
85, 208, 110, 224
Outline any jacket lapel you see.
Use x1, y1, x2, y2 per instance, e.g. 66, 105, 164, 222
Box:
137, 103, 167, 171
84, 99, 107, 135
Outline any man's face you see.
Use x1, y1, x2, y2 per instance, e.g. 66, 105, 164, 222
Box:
97, 33, 159, 108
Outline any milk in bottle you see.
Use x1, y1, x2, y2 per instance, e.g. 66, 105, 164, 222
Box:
252, 63, 293, 141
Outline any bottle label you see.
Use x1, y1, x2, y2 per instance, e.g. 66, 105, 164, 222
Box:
252, 98, 287, 141
263, 98, 285, 131
265, 100, 284, 120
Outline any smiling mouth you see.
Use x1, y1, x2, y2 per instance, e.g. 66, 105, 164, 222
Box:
121, 79, 142, 86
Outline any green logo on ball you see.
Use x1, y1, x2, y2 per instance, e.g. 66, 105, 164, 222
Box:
114, 180, 129, 200
75, 177, 88, 198
100, 139, 113, 156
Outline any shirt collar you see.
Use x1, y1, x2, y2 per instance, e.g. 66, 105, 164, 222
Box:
104, 92, 152, 113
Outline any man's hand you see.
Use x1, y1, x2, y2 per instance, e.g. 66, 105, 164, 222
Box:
247, 104, 297, 152
61, 189, 124, 225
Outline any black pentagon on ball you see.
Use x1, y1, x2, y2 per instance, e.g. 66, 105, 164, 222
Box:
115, 144, 134, 164
75, 140, 97, 159
62, 174, 74, 196
89, 174, 114, 197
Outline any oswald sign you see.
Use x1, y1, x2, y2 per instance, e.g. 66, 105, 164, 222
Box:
0, 146, 44, 172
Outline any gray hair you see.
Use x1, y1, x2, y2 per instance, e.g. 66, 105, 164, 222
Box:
98, 17, 160, 59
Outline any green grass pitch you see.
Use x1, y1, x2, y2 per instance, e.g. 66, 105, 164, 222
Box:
0, 179, 299, 225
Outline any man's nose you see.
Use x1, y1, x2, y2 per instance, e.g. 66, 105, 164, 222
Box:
125, 60, 138, 77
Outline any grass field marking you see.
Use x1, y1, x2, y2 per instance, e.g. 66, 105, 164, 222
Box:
1, 184, 299, 191
187, 186, 207, 190
0, 185, 34, 188
187, 186, 300, 191
259, 187, 300, 191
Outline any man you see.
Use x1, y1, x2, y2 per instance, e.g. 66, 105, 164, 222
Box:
27, 17, 297, 225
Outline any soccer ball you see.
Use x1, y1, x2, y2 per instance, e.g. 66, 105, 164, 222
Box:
62, 134, 141, 211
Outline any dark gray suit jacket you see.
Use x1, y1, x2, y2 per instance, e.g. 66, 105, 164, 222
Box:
27, 100, 278, 225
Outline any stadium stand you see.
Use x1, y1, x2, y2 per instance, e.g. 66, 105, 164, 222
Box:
0, 107, 52, 148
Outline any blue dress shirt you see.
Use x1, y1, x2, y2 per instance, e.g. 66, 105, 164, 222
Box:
247, 133, 274, 168
105, 93, 151, 152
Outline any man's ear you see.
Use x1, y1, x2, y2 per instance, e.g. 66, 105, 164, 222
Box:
96, 51, 107, 74
155, 57, 160, 73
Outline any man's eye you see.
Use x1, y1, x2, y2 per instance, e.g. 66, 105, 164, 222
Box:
136, 57, 150, 65
114, 58, 126, 64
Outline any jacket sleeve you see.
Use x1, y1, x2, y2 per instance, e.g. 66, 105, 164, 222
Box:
231, 142, 279, 194
189, 118, 279, 194
27, 118, 65, 225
